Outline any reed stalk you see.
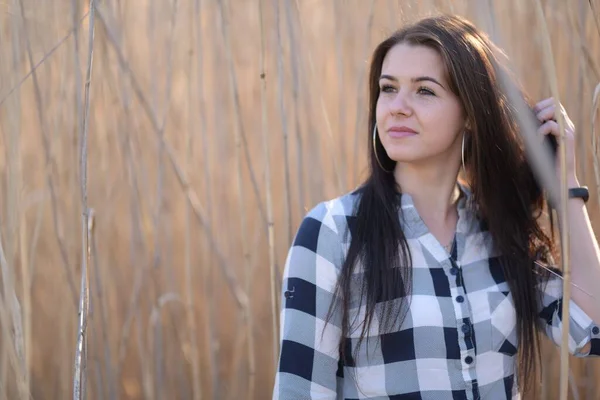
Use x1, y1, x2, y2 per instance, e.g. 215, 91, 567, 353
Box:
532, 2, 572, 399
214, 1, 253, 397
194, 0, 219, 397
185, 2, 202, 399
70, 0, 86, 393
147, 293, 185, 400
0, 291, 22, 398
89, 211, 115, 399
474, 4, 569, 397
0, 14, 10, 398
283, 0, 306, 219
0, 192, 26, 397
18, 194, 30, 400
275, 0, 293, 248
150, 1, 180, 397
592, 83, 600, 211
258, 0, 280, 370
73, 0, 96, 397
588, 0, 600, 37
0, 4, 27, 398
351, 0, 375, 186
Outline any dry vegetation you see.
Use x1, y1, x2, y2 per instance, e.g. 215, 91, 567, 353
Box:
0, 0, 600, 399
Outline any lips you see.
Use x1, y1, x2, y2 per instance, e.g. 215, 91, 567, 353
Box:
388, 126, 418, 138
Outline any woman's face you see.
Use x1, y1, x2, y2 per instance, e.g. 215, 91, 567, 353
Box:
376, 43, 467, 167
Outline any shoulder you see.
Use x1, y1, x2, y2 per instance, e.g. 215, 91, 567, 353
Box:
299, 189, 360, 238
288, 189, 360, 264
306, 189, 361, 220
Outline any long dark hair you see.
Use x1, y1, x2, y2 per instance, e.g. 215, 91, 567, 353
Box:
326, 14, 554, 396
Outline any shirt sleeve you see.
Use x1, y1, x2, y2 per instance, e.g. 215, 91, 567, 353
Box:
272, 201, 345, 399
536, 262, 600, 357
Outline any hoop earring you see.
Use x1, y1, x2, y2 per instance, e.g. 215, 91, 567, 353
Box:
461, 132, 466, 175
373, 126, 392, 173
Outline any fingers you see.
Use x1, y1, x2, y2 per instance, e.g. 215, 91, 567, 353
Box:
537, 119, 575, 146
534, 98, 574, 129
533, 97, 566, 116
536, 104, 556, 123
538, 119, 559, 138
533, 97, 555, 114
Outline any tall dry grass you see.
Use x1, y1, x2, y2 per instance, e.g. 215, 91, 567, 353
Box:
0, 0, 599, 399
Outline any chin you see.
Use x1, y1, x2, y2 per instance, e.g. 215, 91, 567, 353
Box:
384, 148, 428, 164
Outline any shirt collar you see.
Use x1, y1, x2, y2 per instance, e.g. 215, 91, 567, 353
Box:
398, 182, 479, 239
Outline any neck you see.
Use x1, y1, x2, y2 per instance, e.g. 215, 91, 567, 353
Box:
393, 161, 462, 221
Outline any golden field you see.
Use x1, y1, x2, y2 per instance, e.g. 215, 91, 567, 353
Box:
1, 0, 600, 398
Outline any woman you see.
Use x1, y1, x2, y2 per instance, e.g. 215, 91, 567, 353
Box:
273, 14, 600, 399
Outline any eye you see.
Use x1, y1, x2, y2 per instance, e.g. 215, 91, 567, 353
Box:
380, 84, 396, 93
417, 86, 436, 96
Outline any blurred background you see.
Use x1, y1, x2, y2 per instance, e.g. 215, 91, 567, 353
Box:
0, 0, 599, 399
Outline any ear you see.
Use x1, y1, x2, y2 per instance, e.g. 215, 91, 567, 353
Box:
465, 119, 473, 131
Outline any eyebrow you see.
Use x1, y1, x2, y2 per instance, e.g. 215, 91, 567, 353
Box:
379, 74, 446, 90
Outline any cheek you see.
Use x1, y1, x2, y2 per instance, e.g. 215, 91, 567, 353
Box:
423, 104, 464, 141
375, 98, 386, 122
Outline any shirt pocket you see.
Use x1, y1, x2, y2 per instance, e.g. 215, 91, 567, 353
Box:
486, 291, 518, 356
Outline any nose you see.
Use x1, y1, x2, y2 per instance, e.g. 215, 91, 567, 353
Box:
389, 90, 413, 116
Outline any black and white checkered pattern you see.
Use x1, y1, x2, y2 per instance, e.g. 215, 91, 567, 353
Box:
273, 186, 600, 399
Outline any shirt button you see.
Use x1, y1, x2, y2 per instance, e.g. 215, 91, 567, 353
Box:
456, 295, 464, 303
593, 326, 599, 335
461, 324, 470, 334
450, 267, 459, 275
465, 356, 474, 364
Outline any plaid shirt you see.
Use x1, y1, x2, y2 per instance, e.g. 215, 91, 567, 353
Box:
273, 186, 600, 400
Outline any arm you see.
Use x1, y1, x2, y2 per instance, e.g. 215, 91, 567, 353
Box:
564, 176, 600, 326
537, 176, 600, 357
537, 260, 600, 357
272, 202, 344, 399
533, 98, 600, 356
535, 176, 600, 357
